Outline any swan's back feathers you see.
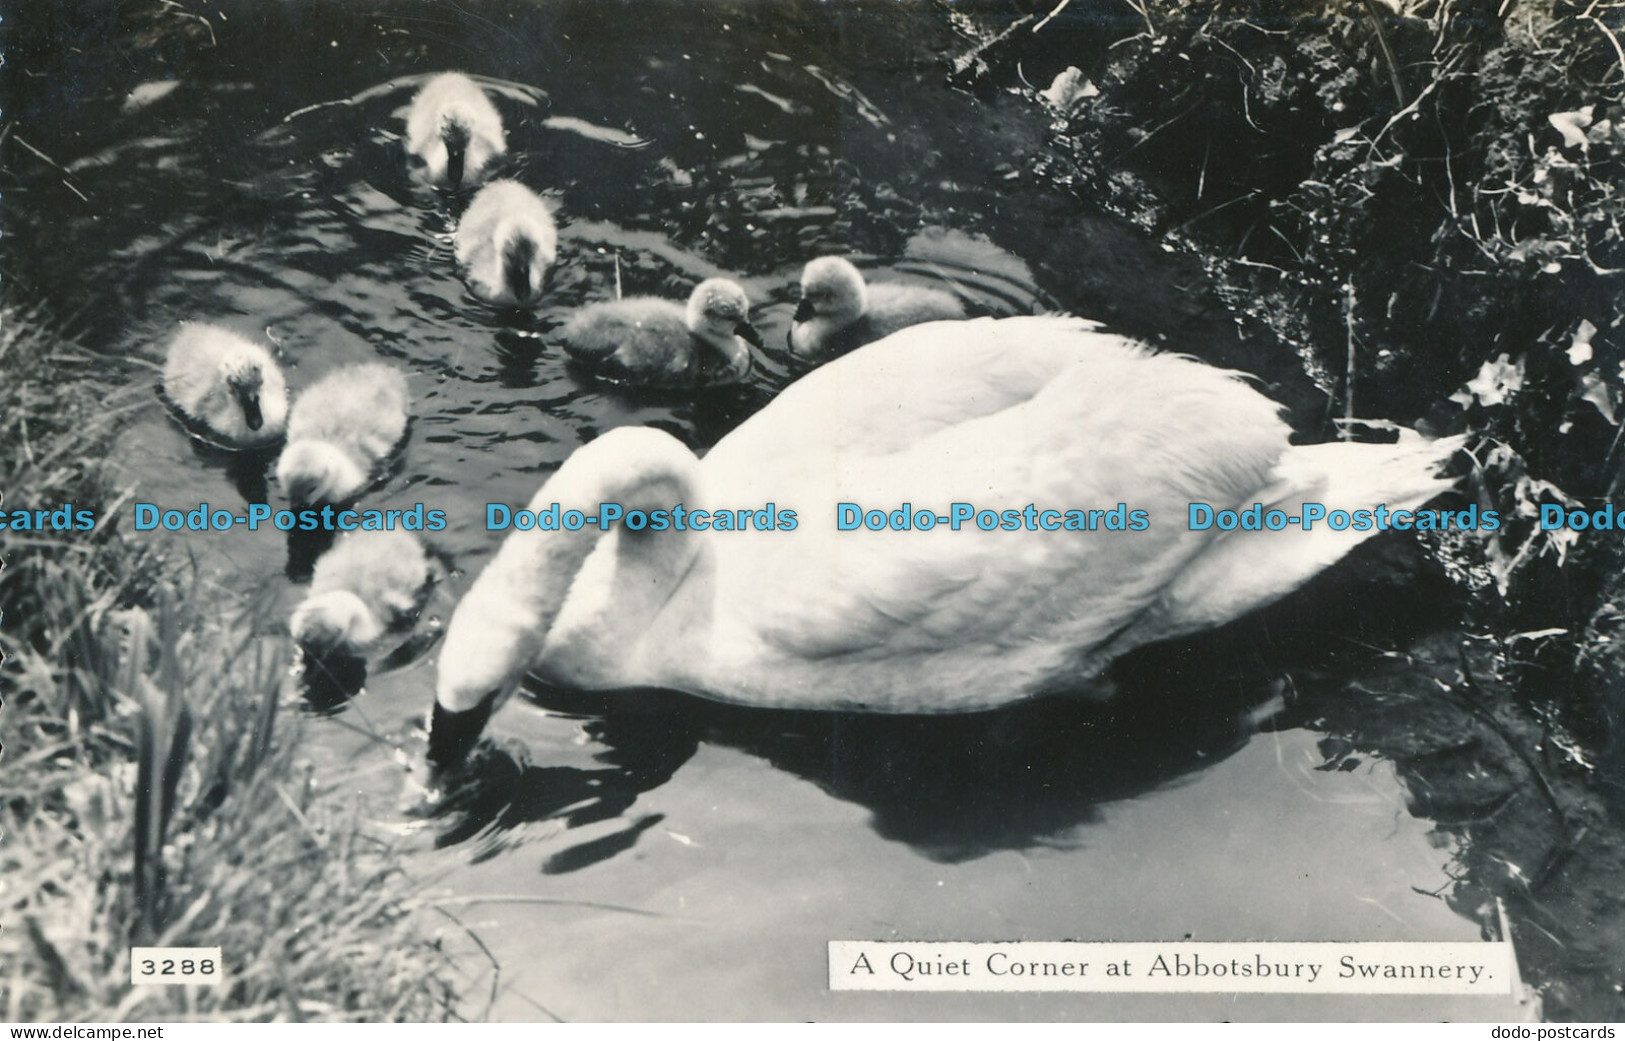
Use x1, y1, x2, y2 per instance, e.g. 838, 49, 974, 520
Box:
702, 316, 1294, 702
1107, 433, 1468, 656
708, 315, 1277, 487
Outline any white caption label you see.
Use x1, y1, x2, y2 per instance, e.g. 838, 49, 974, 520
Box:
131, 946, 224, 985
828, 941, 1514, 993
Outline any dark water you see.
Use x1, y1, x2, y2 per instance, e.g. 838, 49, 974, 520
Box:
6, 0, 1531, 1021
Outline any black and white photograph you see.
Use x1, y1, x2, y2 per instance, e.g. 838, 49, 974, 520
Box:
2, 0, 1623, 1026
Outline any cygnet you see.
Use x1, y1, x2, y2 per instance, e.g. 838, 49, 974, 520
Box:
161, 323, 288, 448
560, 278, 760, 386
275, 363, 409, 506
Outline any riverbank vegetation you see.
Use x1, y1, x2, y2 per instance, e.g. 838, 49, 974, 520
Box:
0, 305, 457, 1020
943, 0, 1625, 1019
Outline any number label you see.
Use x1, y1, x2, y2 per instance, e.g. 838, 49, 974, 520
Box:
131, 947, 222, 985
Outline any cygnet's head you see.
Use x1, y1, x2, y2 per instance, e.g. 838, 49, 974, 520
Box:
686, 278, 763, 349
221, 356, 272, 433
276, 440, 367, 507
427, 117, 503, 190
407, 73, 505, 189
793, 256, 868, 328
499, 227, 553, 306
290, 589, 383, 656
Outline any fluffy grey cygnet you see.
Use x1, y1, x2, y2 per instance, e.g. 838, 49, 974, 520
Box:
453, 180, 558, 306
404, 72, 505, 189
290, 529, 434, 655
275, 363, 409, 506
560, 278, 760, 385
788, 256, 964, 358
161, 323, 288, 447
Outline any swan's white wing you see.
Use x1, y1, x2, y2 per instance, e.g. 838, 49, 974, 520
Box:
703, 326, 1291, 704
705, 315, 1108, 471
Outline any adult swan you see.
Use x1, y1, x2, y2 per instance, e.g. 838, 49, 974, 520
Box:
428, 316, 1461, 767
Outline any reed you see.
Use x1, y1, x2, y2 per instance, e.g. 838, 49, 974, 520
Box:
0, 304, 457, 1021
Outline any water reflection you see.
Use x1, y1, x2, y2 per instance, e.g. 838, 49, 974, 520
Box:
429, 641, 1268, 867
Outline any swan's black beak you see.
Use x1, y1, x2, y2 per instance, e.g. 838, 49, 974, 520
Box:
792, 296, 815, 324
426, 692, 498, 773
234, 384, 264, 431
735, 320, 764, 348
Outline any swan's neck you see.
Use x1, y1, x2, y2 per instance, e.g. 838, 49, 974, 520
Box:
435, 428, 703, 710
539, 470, 705, 687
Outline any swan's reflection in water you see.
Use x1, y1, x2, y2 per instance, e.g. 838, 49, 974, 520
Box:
428, 627, 1276, 866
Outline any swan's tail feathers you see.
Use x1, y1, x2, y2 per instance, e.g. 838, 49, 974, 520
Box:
290, 590, 383, 656
1266, 432, 1468, 519
1123, 433, 1467, 649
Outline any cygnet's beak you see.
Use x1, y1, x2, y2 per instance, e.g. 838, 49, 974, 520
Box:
234, 384, 264, 431
426, 692, 499, 773
285, 474, 319, 507
243, 395, 263, 431
792, 296, 815, 324
444, 135, 467, 190
735, 320, 765, 348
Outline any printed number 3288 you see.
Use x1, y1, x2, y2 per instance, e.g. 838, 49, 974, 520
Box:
131, 947, 222, 985
140, 959, 213, 976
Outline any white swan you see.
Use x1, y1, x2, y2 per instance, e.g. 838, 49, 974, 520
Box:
789, 255, 965, 358
428, 315, 1461, 766
404, 72, 505, 189
161, 323, 288, 448
560, 278, 760, 386
275, 363, 409, 506
290, 530, 433, 655
453, 180, 557, 307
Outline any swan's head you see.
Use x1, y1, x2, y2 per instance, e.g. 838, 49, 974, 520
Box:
686, 278, 762, 355
290, 589, 383, 655
276, 440, 367, 507
793, 256, 868, 329
429, 592, 535, 771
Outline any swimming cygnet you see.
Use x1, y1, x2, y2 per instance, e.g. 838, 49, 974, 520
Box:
289, 529, 435, 656
560, 278, 761, 386
161, 323, 288, 448
275, 363, 410, 506
453, 180, 558, 307
404, 72, 505, 189
789, 256, 965, 358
